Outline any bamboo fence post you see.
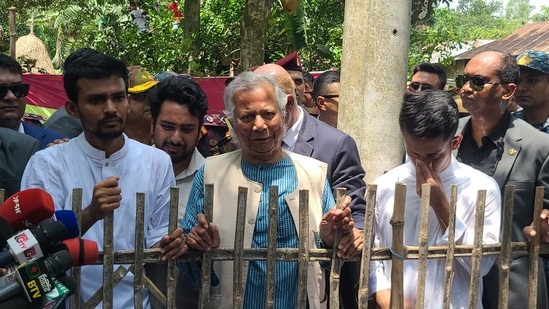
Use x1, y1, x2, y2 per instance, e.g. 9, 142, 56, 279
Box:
499, 185, 515, 309
199, 184, 214, 308
8, 7, 16, 58
527, 186, 544, 308
468, 190, 486, 308
133, 193, 145, 309
233, 187, 248, 308
442, 185, 458, 309
71, 188, 83, 309
415, 183, 431, 309
265, 186, 279, 309
358, 184, 377, 308
165, 187, 179, 309
390, 182, 407, 308
297, 190, 310, 308
329, 188, 347, 309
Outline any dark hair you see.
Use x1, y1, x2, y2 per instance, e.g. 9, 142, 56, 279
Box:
63, 50, 128, 104
303, 71, 314, 84
148, 75, 209, 126
411, 62, 447, 90
312, 70, 340, 100
62, 48, 101, 72
399, 90, 459, 142
496, 51, 520, 84
0, 54, 23, 75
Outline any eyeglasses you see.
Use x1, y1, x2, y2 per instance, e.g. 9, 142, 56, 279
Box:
319, 94, 339, 99
0, 83, 29, 99
409, 82, 434, 91
455, 75, 502, 92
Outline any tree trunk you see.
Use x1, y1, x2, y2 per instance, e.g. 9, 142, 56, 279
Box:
184, 0, 200, 39
338, 0, 411, 184
239, 0, 275, 72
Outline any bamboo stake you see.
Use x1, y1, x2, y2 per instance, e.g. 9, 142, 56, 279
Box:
499, 185, 515, 309
468, 190, 486, 308
199, 184, 214, 308
297, 190, 310, 308
265, 186, 279, 309
442, 185, 458, 309
233, 187, 248, 308
390, 182, 407, 308
358, 184, 377, 308
329, 188, 347, 309
415, 183, 431, 309
133, 193, 145, 309
527, 186, 544, 308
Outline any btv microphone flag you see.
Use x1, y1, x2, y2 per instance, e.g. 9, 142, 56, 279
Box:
0, 188, 55, 230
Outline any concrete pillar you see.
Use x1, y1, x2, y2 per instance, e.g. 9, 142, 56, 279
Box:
338, 0, 411, 183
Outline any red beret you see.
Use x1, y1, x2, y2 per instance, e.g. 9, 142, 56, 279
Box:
276, 51, 303, 72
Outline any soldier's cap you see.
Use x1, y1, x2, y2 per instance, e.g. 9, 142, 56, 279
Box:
276, 51, 303, 72
516, 50, 549, 75
127, 66, 159, 94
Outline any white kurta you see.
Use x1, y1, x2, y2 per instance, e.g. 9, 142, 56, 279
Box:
175, 147, 205, 223
370, 157, 501, 309
21, 133, 175, 309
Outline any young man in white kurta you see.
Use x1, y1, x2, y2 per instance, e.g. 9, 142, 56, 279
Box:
369, 90, 501, 309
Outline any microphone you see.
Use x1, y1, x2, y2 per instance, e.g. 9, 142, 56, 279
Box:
496, 137, 505, 161
41, 276, 77, 309
0, 189, 55, 231
0, 219, 68, 268
53, 210, 80, 239
0, 295, 42, 309
0, 217, 14, 248
0, 250, 73, 303
50, 238, 99, 266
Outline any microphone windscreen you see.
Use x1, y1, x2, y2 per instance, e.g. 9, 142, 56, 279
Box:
0, 188, 55, 230
0, 218, 14, 248
62, 238, 99, 266
54, 210, 80, 239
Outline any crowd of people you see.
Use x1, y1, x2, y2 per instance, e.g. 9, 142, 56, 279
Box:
1, 46, 549, 309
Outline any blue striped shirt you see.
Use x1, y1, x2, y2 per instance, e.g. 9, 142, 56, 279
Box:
181, 155, 335, 308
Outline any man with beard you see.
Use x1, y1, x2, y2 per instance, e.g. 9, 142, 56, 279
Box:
148, 75, 209, 309
21, 50, 187, 309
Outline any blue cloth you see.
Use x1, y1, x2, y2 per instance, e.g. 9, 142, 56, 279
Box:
23, 122, 68, 149
180, 155, 334, 309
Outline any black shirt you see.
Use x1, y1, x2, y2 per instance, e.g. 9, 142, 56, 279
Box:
457, 112, 511, 177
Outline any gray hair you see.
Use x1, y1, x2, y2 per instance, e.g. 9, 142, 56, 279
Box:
223, 72, 287, 123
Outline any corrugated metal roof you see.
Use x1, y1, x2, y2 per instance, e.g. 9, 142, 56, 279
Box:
455, 21, 549, 60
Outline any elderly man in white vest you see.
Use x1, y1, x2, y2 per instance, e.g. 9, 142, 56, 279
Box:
179, 72, 359, 308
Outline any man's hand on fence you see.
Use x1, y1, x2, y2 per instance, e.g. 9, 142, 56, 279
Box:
185, 213, 220, 251
156, 227, 188, 261
319, 200, 354, 250
81, 176, 122, 234
337, 227, 363, 259
524, 209, 549, 243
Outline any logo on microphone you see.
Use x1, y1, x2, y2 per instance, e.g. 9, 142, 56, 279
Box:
13, 195, 21, 214
15, 232, 29, 249
24, 247, 38, 260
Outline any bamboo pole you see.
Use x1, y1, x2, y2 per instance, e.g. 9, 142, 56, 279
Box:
133, 193, 145, 309
165, 187, 179, 309
442, 185, 458, 309
297, 190, 310, 308
390, 182, 407, 308
499, 185, 515, 309
233, 187, 248, 308
8, 7, 16, 58
358, 184, 377, 308
70, 188, 83, 309
527, 186, 544, 308
329, 188, 347, 309
468, 190, 486, 308
265, 186, 279, 309
415, 183, 431, 309
199, 184, 214, 307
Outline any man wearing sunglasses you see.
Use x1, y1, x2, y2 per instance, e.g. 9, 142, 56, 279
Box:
407, 62, 447, 92
455, 50, 549, 309
0, 54, 67, 148
313, 70, 340, 128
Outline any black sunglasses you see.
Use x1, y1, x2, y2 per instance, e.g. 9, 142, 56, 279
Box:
409, 82, 434, 91
0, 83, 30, 99
455, 75, 502, 92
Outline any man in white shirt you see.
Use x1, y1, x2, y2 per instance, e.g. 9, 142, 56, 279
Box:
21, 50, 186, 309
148, 75, 208, 309
370, 90, 501, 309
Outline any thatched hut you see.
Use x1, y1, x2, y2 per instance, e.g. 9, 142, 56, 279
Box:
15, 12, 54, 74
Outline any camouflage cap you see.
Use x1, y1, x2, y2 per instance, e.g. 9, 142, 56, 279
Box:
128, 66, 159, 94
516, 50, 549, 75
